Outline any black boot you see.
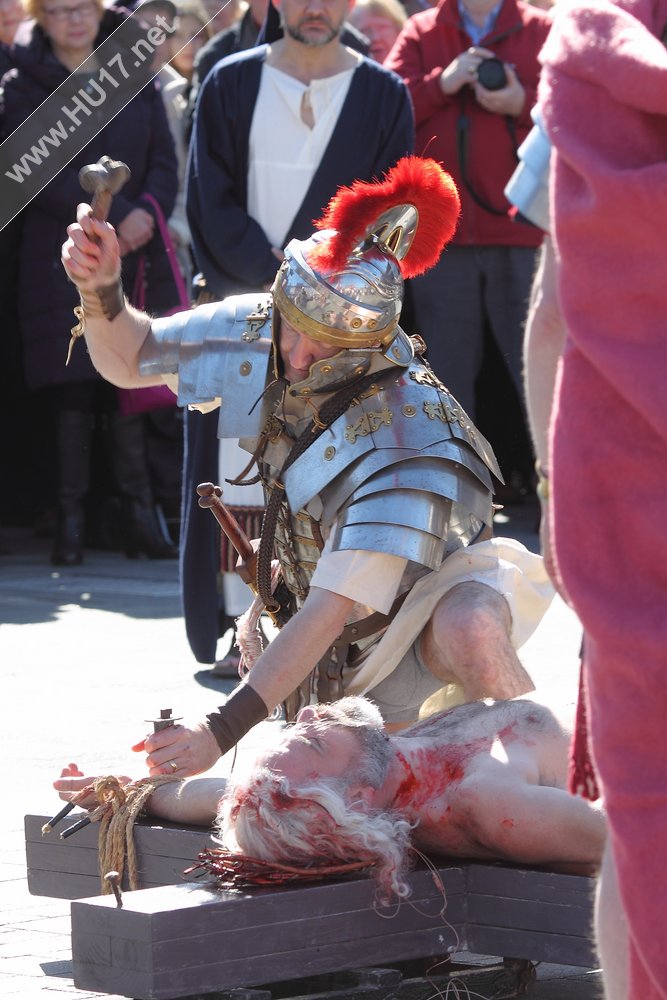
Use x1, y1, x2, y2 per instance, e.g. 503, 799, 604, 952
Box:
51, 410, 92, 567
121, 496, 179, 559
110, 413, 178, 560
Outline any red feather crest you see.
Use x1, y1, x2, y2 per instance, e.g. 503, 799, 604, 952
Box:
309, 157, 461, 280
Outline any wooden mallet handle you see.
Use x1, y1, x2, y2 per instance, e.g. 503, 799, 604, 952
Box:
196, 483, 258, 588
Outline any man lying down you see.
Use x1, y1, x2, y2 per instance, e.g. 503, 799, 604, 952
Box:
54, 695, 605, 899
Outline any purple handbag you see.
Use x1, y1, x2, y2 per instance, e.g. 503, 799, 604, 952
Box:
117, 193, 190, 416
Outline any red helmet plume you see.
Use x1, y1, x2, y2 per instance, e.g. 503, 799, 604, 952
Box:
310, 156, 461, 279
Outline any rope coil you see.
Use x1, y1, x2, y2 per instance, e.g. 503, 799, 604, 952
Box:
85, 775, 182, 893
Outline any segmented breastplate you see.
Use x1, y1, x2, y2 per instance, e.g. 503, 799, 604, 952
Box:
272, 501, 324, 611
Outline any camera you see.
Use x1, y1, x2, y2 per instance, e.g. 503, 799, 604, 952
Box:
476, 57, 508, 91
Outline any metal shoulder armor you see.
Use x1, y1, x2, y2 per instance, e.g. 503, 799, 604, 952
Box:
283, 362, 502, 571
138, 294, 275, 438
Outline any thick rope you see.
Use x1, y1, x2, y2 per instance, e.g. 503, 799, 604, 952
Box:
235, 560, 283, 677
85, 776, 182, 893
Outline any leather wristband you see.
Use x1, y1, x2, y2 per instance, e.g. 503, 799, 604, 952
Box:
206, 684, 269, 756
79, 278, 125, 321
67, 277, 126, 366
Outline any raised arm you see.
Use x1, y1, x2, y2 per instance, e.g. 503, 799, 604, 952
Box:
61, 204, 159, 388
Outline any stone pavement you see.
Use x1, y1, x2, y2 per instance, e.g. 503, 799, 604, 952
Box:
0, 507, 603, 1000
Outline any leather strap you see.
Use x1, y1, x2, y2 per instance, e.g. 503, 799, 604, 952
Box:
334, 589, 409, 647
256, 366, 399, 613
206, 684, 269, 755
281, 592, 411, 722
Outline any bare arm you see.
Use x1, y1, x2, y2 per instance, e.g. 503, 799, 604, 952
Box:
54, 766, 225, 826
523, 235, 566, 468
142, 776, 226, 825
142, 587, 357, 776
61, 204, 159, 388
468, 777, 606, 866
242, 586, 357, 712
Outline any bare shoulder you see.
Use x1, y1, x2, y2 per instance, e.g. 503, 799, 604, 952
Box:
516, 692, 577, 741
411, 696, 568, 743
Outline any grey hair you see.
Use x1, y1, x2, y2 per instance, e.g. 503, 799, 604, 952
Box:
216, 698, 415, 899
217, 767, 415, 901
299, 697, 393, 789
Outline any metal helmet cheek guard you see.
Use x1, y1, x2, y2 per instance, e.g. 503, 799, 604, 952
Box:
271, 157, 461, 386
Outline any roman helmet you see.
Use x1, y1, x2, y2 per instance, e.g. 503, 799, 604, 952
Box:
272, 156, 461, 394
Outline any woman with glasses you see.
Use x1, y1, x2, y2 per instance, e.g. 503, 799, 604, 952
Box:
2, 0, 181, 564
0, 0, 25, 59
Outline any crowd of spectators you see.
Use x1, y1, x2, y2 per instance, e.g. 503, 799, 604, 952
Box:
0, 0, 546, 584
7, 2, 667, 994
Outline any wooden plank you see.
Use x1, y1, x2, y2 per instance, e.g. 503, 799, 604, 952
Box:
68, 858, 594, 999
465, 924, 597, 968
27, 812, 597, 996
146, 896, 465, 972
149, 932, 454, 998
74, 927, 462, 999
28, 840, 101, 876
26, 813, 214, 854
26, 865, 181, 900
71, 869, 465, 951
463, 863, 596, 968
71, 867, 468, 998
466, 863, 595, 904
152, 867, 464, 939
25, 814, 216, 899
466, 893, 593, 937
27, 868, 101, 900
26, 813, 99, 847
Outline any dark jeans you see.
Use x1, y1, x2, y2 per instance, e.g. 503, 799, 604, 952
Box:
409, 244, 538, 417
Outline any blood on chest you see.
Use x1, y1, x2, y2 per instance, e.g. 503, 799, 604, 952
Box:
392, 735, 492, 812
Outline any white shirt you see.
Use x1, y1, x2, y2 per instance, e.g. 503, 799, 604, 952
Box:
247, 63, 356, 247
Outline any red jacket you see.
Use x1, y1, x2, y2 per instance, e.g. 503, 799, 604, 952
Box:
385, 0, 551, 246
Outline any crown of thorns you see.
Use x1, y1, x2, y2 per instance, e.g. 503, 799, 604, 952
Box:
184, 847, 373, 888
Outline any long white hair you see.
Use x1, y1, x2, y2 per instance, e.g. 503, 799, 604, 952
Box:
216, 698, 416, 900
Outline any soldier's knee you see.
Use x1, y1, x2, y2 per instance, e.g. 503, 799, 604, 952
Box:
435, 582, 512, 649
426, 583, 531, 700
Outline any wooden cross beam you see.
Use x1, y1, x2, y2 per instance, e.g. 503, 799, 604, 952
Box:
26, 814, 597, 999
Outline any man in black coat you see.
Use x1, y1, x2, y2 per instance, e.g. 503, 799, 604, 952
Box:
188, 0, 370, 124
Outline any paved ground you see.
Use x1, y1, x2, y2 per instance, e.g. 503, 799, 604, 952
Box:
0, 504, 604, 999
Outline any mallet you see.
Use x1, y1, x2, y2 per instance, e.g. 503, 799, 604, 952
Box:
78, 155, 131, 222
66, 156, 132, 366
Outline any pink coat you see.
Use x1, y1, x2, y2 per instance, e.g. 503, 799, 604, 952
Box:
540, 1, 667, 995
